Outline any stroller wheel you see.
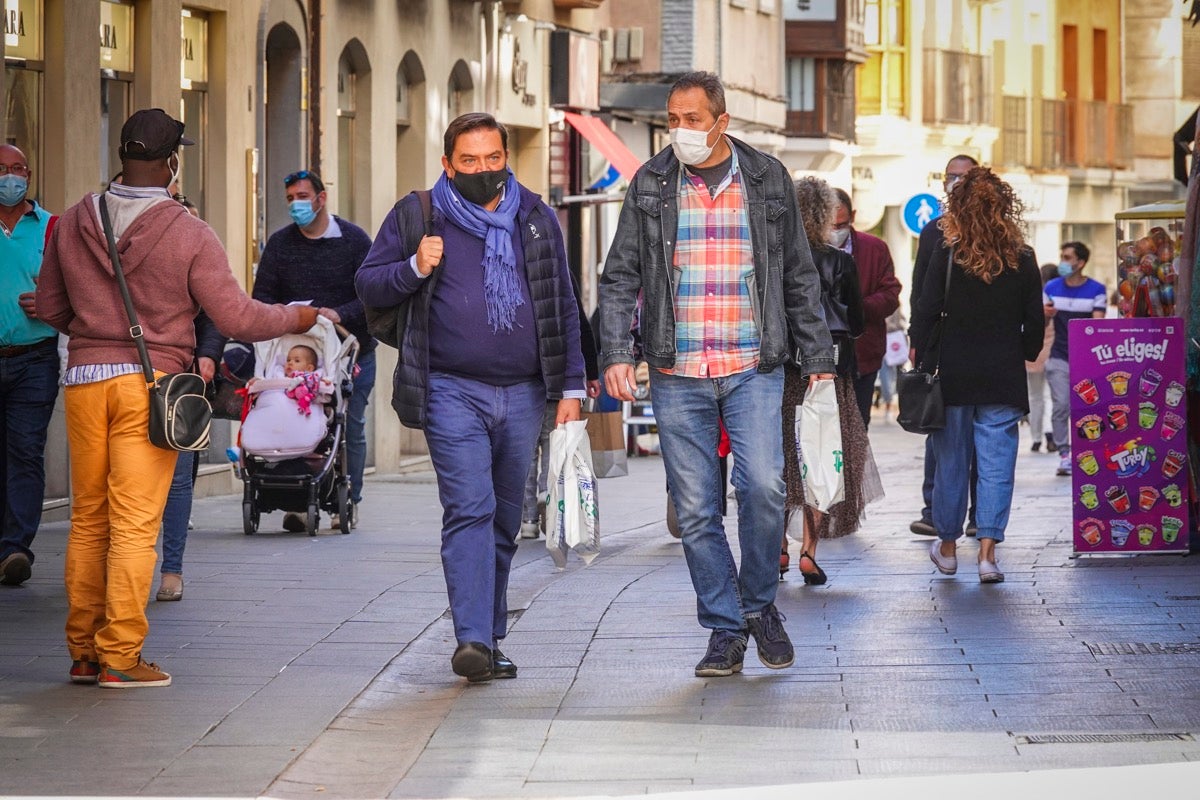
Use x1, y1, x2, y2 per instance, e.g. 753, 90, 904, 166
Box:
337, 482, 353, 534
306, 503, 319, 536
242, 501, 259, 535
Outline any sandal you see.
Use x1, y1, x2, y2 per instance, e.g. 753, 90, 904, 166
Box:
798, 551, 827, 586
779, 540, 790, 579
156, 573, 183, 602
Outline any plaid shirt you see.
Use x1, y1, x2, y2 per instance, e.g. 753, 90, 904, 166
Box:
670, 151, 759, 379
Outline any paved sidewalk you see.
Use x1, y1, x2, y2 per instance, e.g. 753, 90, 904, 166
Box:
3, 413, 1200, 798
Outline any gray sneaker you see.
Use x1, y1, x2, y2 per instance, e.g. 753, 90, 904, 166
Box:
745, 604, 794, 669
694, 630, 747, 677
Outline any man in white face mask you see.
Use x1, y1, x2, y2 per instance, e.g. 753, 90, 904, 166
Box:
599, 72, 835, 679
830, 188, 901, 429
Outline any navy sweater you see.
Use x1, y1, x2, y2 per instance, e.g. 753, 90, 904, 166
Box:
253, 217, 375, 354
428, 218, 540, 385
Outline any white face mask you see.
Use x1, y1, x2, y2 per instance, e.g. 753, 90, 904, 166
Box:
167, 154, 181, 191
670, 119, 721, 166
829, 228, 851, 248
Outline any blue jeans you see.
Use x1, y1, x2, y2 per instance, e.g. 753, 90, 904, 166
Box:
160, 450, 195, 575
424, 372, 545, 645
0, 344, 60, 563
930, 404, 1023, 543
921, 435, 978, 525
346, 350, 376, 504
650, 366, 785, 632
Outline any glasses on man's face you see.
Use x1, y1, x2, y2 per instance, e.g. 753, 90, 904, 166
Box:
0, 164, 30, 177
944, 173, 966, 188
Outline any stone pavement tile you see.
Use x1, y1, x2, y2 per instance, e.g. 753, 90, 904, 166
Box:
517, 780, 697, 797
852, 731, 1016, 757
385, 777, 530, 798
403, 748, 542, 779
995, 713, 1159, 731
690, 758, 862, 783
526, 751, 699, 782
140, 743, 301, 795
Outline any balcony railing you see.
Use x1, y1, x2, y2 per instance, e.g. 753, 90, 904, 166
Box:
923, 49, 991, 125
1064, 99, 1134, 169
997, 95, 1027, 166
786, 61, 856, 141
1037, 98, 1067, 170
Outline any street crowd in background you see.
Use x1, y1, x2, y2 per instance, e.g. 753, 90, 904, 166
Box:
1, 71, 1075, 689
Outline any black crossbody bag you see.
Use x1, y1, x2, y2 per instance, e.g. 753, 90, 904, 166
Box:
896, 249, 954, 435
99, 195, 212, 452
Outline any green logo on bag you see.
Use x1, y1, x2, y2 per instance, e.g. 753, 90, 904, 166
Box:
833, 450, 843, 473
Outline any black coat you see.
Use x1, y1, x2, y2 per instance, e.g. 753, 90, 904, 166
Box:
811, 243, 865, 376
910, 244, 1044, 413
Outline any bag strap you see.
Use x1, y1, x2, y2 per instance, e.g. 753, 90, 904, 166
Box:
415, 189, 433, 237
98, 195, 156, 388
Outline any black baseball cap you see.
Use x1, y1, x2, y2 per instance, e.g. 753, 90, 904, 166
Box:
119, 108, 195, 161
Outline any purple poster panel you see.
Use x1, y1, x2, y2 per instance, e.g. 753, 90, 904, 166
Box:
1069, 318, 1189, 553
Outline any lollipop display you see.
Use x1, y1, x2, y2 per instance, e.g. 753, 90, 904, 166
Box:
1114, 201, 1186, 319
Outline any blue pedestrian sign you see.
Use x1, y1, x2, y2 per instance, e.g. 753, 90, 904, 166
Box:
902, 193, 942, 236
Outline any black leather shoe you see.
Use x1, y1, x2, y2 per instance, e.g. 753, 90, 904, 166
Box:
491, 648, 517, 679
451, 641, 492, 683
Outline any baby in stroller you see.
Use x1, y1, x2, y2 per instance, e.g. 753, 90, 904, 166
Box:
239, 317, 351, 460
270, 343, 325, 416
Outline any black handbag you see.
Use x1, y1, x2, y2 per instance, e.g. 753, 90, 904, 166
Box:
897, 250, 953, 435
99, 196, 213, 452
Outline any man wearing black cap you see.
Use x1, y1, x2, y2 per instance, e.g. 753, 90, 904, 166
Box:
253, 169, 374, 532
36, 108, 318, 688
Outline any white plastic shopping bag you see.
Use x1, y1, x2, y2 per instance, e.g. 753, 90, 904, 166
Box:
546, 420, 600, 568
796, 379, 845, 513
884, 329, 909, 367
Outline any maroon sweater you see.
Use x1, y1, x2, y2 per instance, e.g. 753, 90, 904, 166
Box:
37, 193, 303, 373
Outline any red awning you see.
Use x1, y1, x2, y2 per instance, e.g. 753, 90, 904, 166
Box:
562, 111, 643, 182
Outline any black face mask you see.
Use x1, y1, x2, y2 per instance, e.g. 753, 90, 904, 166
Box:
452, 168, 507, 206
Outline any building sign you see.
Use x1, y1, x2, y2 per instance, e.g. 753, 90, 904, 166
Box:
1068, 318, 1190, 554
100, 1, 133, 73
550, 30, 600, 111
180, 9, 207, 87
783, 0, 836, 21
496, 17, 544, 128
4, 0, 42, 61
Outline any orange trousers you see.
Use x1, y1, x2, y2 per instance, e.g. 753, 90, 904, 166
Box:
63, 374, 177, 670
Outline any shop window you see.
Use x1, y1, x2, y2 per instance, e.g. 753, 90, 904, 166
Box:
180, 9, 208, 218
100, 1, 134, 188
3, 69, 41, 196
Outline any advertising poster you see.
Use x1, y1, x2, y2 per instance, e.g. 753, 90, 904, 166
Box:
1069, 318, 1189, 553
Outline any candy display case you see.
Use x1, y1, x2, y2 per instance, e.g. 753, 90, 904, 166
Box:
1114, 199, 1186, 318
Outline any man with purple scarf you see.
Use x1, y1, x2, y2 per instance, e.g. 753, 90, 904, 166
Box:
356, 113, 586, 683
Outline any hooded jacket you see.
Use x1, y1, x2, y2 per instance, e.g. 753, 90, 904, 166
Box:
36, 192, 304, 373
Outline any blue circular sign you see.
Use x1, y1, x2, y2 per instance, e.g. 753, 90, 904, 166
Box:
902, 193, 942, 236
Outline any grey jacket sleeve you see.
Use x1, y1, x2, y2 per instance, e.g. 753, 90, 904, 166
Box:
597, 182, 643, 372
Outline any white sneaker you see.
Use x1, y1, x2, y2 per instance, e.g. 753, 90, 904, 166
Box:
519, 521, 540, 539
1056, 452, 1071, 476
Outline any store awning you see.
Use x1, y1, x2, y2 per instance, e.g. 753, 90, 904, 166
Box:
563, 111, 642, 182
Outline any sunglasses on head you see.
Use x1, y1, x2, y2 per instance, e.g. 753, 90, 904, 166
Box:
284, 169, 324, 188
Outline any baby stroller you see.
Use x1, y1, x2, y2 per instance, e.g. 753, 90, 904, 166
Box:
237, 316, 359, 536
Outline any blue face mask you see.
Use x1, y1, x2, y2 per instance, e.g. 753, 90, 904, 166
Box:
289, 199, 317, 228
1058, 261, 1074, 278
0, 175, 28, 207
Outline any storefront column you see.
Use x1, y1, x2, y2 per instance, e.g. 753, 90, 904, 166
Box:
133, 0, 181, 110
43, 0, 100, 212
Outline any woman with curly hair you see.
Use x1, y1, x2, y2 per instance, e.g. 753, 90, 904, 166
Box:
781, 177, 883, 584
910, 166, 1044, 583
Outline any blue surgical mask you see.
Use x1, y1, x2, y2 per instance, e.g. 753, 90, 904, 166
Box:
0, 175, 28, 207
289, 199, 317, 228
1058, 261, 1074, 278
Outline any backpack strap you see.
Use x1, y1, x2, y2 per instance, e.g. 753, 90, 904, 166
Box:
43, 214, 58, 250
